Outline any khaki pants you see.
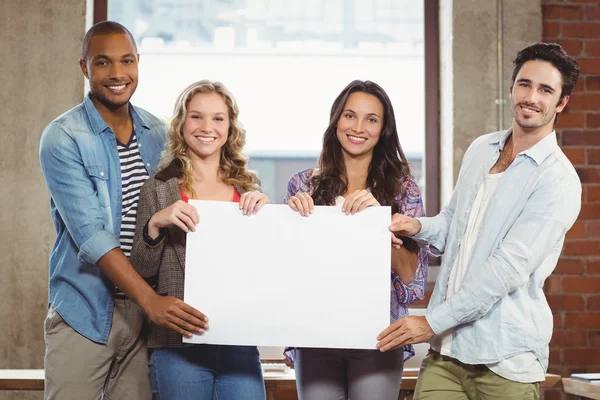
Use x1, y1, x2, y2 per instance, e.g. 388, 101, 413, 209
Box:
44, 299, 151, 400
414, 351, 540, 400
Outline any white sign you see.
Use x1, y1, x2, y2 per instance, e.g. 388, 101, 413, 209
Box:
183, 201, 391, 349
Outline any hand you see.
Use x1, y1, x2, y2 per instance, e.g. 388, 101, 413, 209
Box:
342, 190, 380, 215
239, 190, 269, 215
143, 293, 209, 338
391, 233, 403, 250
389, 213, 421, 243
287, 192, 314, 217
149, 200, 199, 238
376, 316, 434, 352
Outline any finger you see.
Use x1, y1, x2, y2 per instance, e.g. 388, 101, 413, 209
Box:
171, 307, 209, 333
351, 194, 376, 214
171, 217, 191, 233
376, 328, 403, 350
293, 196, 307, 216
180, 205, 200, 227
291, 197, 305, 215
379, 332, 411, 352
239, 192, 250, 214
341, 194, 355, 214
306, 194, 315, 213
391, 234, 404, 248
300, 192, 314, 214
253, 197, 269, 214
242, 192, 259, 216
287, 198, 299, 212
166, 321, 194, 338
391, 213, 406, 224
177, 211, 196, 232
170, 315, 207, 336
350, 193, 368, 214
181, 203, 200, 225
242, 191, 259, 214
379, 338, 403, 352
299, 193, 312, 217
343, 190, 365, 214
247, 191, 264, 215
389, 221, 409, 235
377, 320, 403, 340
179, 302, 209, 324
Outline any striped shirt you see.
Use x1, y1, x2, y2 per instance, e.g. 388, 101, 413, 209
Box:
117, 132, 149, 257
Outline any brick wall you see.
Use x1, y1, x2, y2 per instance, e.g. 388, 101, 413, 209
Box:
542, 1, 600, 399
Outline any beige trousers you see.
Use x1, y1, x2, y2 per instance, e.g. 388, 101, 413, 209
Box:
414, 351, 540, 400
44, 299, 151, 400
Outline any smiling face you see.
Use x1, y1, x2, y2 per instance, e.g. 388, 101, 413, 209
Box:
80, 33, 139, 111
510, 59, 568, 133
335, 92, 384, 159
183, 91, 230, 161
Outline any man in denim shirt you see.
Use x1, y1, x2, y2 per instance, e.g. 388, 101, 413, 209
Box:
377, 43, 581, 399
39, 22, 207, 399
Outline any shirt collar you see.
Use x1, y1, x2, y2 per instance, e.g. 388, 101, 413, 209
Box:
155, 158, 181, 182
488, 127, 558, 165
83, 92, 150, 135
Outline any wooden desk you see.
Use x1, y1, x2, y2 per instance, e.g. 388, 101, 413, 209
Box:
0, 368, 419, 394
563, 377, 600, 400
0, 368, 562, 398
0, 370, 44, 390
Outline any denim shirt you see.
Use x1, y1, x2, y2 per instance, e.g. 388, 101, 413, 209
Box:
39, 94, 166, 343
416, 129, 581, 371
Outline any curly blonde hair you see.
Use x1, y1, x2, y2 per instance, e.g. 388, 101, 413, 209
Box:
159, 80, 258, 196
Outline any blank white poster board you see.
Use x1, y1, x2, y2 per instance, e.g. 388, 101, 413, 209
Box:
183, 201, 391, 350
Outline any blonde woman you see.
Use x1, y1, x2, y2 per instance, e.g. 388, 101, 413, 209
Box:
130, 80, 268, 400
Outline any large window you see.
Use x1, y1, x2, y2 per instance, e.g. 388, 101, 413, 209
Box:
107, 0, 426, 203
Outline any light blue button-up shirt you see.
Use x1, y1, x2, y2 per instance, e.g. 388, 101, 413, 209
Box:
416, 129, 581, 371
39, 94, 166, 343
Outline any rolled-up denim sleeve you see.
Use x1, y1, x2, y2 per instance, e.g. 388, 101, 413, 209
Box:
426, 174, 582, 335
40, 122, 119, 265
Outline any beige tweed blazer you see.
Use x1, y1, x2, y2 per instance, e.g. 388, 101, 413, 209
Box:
130, 158, 248, 348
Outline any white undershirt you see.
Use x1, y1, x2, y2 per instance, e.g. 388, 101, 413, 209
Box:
439, 172, 545, 383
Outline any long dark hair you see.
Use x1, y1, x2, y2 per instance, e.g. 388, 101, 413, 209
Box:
311, 80, 412, 214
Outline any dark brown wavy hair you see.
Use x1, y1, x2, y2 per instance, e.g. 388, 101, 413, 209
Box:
511, 42, 580, 124
310, 80, 412, 214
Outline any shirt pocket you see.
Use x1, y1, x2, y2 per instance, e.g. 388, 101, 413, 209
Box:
86, 166, 111, 208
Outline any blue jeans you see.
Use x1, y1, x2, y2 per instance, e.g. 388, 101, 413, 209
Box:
149, 345, 266, 400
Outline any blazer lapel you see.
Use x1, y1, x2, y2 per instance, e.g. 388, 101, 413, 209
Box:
155, 178, 187, 274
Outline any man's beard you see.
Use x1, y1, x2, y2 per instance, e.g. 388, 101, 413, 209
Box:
95, 92, 130, 110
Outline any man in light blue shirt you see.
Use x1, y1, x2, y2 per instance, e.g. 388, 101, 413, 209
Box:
376, 43, 581, 399
39, 21, 207, 399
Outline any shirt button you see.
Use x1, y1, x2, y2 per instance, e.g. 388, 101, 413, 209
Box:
138, 143, 142, 148
100, 171, 105, 177
146, 163, 150, 168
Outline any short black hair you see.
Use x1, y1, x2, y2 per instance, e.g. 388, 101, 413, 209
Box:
82, 21, 137, 60
511, 42, 580, 102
